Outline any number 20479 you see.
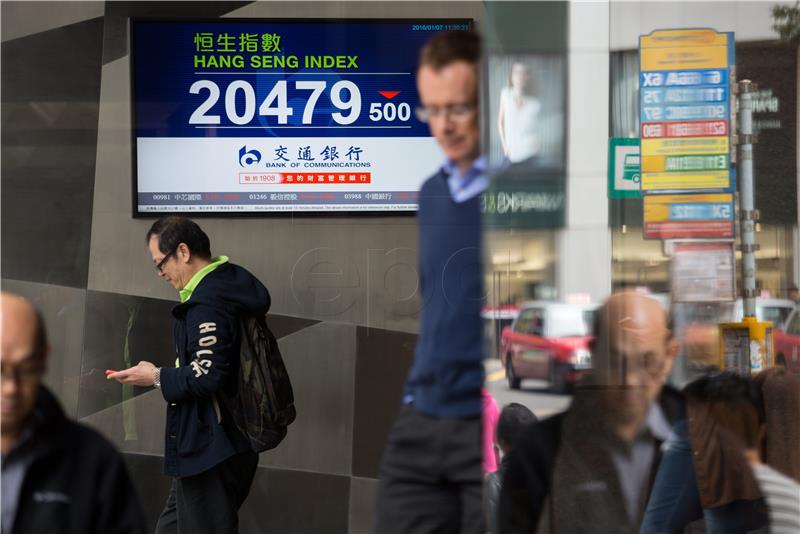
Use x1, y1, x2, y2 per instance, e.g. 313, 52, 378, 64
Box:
189, 79, 411, 127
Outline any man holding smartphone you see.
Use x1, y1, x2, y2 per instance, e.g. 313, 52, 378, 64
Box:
108, 217, 271, 534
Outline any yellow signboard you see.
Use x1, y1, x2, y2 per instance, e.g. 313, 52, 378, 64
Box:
641, 46, 728, 71
642, 171, 730, 191
640, 29, 730, 71
641, 137, 729, 157
642, 155, 729, 173
640, 29, 729, 49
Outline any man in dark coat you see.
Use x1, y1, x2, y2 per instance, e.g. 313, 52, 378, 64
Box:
1, 292, 146, 534
108, 216, 270, 534
499, 291, 686, 533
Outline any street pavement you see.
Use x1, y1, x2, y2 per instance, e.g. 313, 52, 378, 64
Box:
484, 358, 572, 420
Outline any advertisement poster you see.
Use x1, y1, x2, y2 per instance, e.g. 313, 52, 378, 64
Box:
132, 19, 470, 214
483, 52, 567, 229
671, 240, 735, 302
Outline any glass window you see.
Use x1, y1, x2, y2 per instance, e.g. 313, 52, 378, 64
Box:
788, 311, 800, 336
514, 309, 535, 333
545, 307, 593, 338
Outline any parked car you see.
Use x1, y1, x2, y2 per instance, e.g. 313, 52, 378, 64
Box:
773, 307, 800, 373
500, 301, 597, 393
732, 298, 795, 328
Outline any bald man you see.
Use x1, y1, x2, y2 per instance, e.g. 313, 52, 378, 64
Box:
498, 292, 686, 533
1, 292, 146, 534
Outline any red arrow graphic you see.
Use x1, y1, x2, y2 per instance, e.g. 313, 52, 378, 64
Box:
378, 91, 401, 100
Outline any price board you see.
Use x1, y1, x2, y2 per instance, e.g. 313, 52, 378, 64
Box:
639, 29, 735, 192
131, 19, 472, 214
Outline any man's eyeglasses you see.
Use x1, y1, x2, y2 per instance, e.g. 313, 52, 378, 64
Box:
414, 103, 476, 123
155, 248, 177, 273
593, 346, 668, 386
1, 362, 44, 384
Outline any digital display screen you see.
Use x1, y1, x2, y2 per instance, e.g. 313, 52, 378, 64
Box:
131, 19, 471, 215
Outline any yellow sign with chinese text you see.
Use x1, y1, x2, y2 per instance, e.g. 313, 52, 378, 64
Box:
641, 137, 729, 157
642, 171, 730, 191
640, 29, 730, 71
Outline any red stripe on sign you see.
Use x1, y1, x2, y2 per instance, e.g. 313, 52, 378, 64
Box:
641, 120, 728, 139
240, 172, 372, 184
281, 172, 371, 184
645, 221, 733, 239
378, 91, 400, 99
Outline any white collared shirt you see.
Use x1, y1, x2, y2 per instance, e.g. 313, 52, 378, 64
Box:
442, 156, 488, 203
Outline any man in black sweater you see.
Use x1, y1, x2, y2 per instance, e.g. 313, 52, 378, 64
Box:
1, 292, 146, 534
499, 291, 686, 533
375, 30, 487, 534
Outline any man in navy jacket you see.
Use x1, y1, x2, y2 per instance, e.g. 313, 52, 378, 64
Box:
2, 292, 146, 534
108, 217, 270, 534
375, 30, 487, 534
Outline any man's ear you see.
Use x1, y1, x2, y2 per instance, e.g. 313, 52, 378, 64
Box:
177, 243, 191, 263
659, 337, 680, 380
666, 337, 679, 360
34, 342, 50, 378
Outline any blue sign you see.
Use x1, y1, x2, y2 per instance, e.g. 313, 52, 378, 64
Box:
669, 202, 733, 221
131, 19, 472, 214
132, 20, 470, 138
641, 103, 729, 122
641, 86, 728, 105
639, 68, 728, 88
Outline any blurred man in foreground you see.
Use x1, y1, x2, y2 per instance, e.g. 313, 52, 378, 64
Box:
375, 30, 486, 534
1, 292, 146, 534
499, 291, 685, 533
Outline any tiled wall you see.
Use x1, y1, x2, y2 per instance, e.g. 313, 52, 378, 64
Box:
1, 2, 484, 532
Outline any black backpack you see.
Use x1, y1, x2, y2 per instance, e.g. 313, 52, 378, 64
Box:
223, 314, 296, 452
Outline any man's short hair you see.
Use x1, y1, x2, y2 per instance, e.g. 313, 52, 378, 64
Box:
418, 30, 480, 71
685, 371, 764, 449
146, 216, 212, 260
496, 402, 537, 448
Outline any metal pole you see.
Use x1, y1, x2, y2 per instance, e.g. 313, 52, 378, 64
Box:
739, 80, 757, 318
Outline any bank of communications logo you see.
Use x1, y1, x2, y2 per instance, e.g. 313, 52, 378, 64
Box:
239, 146, 262, 167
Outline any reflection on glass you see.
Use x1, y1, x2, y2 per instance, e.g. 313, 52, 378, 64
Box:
487, 54, 565, 172
498, 62, 541, 165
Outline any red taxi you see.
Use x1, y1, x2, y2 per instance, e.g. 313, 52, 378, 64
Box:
773, 307, 800, 373
500, 301, 597, 393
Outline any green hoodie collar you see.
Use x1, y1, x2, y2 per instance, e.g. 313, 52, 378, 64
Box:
179, 256, 229, 303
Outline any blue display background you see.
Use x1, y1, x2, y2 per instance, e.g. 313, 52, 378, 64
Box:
638, 68, 729, 89
132, 20, 470, 138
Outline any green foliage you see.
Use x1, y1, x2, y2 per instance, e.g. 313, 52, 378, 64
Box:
773, 2, 800, 44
